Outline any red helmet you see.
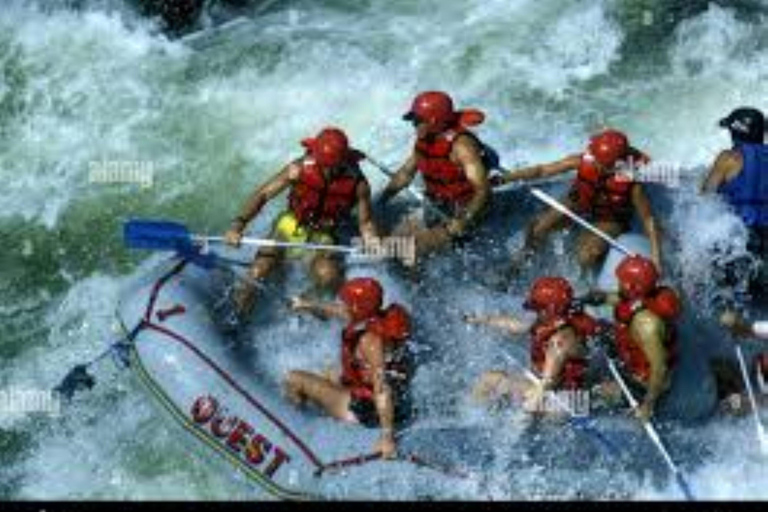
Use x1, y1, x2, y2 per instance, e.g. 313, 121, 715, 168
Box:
588, 129, 629, 167
339, 277, 383, 321
524, 277, 574, 316
615, 255, 659, 299
303, 127, 350, 169
403, 91, 456, 131
371, 303, 411, 342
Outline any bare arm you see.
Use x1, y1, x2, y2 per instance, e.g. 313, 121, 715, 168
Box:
498, 154, 582, 185
358, 332, 396, 457
463, 313, 531, 335
540, 327, 582, 390
631, 184, 662, 272
379, 153, 418, 204
355, 179, 379, 239
721, 311, 768, 340
701, 150, 742, 194
631, 310, 670, 413
448, 135, 491, 235
233, 162, 299, 229
290, 297, 351, 322
225, 162, 299, 246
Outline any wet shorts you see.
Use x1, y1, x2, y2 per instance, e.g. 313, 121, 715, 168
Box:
271, 211, 341, 259
348, 389, 412, 429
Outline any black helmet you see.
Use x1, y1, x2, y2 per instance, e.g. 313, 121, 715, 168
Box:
719, 107, 766, 144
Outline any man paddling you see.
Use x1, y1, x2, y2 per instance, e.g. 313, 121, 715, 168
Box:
284, 277, 412, 459
497, 130, 663, 276
701, 107, 768, 307
223, 127, 378, 328
466, 277, 603, 414
378, 91, 492, 260
583, 255, 681, 421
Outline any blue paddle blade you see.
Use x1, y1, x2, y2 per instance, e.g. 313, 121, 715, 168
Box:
124, 219, 193, 251
124, 219, 219, 268
123, 219, 193, 250
54, 364, 96, 401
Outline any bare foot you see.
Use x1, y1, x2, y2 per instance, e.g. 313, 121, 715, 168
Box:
284, 374, 305, 406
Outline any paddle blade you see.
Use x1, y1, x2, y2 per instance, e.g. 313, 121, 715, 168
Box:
53, 364, 96, 401
123, 219, 192, 251
676, 472, 695, 501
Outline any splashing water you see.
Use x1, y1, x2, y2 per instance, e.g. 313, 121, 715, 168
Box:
2, 0, 768, 500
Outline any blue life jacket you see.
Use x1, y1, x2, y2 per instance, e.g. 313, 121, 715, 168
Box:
718, 143, 768, 227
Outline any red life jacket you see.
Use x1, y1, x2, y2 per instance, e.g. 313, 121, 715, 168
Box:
415, 127, 479, 206
529, 310, 599, 389
340, 304, 411, 401
613, 286, 681, 385
288, 153, 365, 231
569, 153, 635, 223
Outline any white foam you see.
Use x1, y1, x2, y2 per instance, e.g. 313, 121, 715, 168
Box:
4, 0, 768, 500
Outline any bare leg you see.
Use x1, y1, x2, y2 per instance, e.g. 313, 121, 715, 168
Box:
590, 380, 625, 409
391, 210, 425, 239
392, 210, 454, 262
306, 253, 344, 298
509, 205, 570, 274
413, 225, 454, 260
709, 358, 750, 415
232, 246, 283, 318
574, 220, 626, 274
284, 370, 357, 422
473, 370, 531, 406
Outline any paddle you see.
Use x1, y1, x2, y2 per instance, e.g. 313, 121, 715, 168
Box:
734, 344, 768, 453
491, 175, 574, 193
125, 218, 425, 270
530, 188, 638, 257
54, 323, 138, 400
125, 219, 360, 255
603, 354, 695, 501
